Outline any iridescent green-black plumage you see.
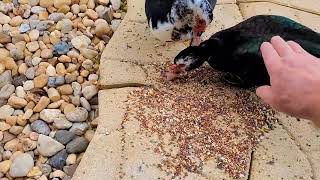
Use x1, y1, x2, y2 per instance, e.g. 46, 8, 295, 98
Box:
174, 15, 320, 88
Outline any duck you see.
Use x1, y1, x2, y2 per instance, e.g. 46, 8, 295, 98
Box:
163, 15, 320, 88
145, 0, 217, 46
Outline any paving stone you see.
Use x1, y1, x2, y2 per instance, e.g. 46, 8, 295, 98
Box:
125, 0, 147, 23
202, 4, 244, 40
101, 20, 186, 65
237, 0, 320, 15
309, 151, 320, 180
99, 60, 147, 87
250, 125, 313, 180
276, 113, 320, 152
238, 2, 320, 32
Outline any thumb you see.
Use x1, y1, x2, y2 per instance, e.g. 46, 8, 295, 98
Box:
256, 85, 275, 106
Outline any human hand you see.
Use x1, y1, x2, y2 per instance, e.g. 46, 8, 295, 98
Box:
256, 36, 320, 127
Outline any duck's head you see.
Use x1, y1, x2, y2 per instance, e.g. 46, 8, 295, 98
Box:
162, 44, 210, 81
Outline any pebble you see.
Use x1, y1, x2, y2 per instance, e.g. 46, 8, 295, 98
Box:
48, 13, 65, 22
69, 122, 89, 136
40, 0, 54, 8
65, 107, 88, 122
41, 49, 53, 58
9, 126, 24, 135
12, 75, 27, 87
10, 48, 25, 60
26, 41, 39, 52
0, 33, 11, 44
71, 35, 91, 50
53, 41, 70, 55
54, 130, 75, 145
21, 138, 37, 151
111, 19, 121, 31
27, 166, 42, 177
82, 85, 98, 100
0, 84, 15, 99
66, 154, 76, 165
29, 29, 40, 41
26, 68, 35, 79
53, 116, 72, 129
86, 9, 98, 20
54, 0, 71, 8
37, 134, 65, 157
39, 109, 62, 123
48, 88, 60, 102
9, 153, 34, 177
15, 87, 25, 99
34, 74, 48, 88
65, 74, 77, 84
23, 80, 34, 91
9, 16, 23, 27
72, 82, 82, 96
32, 57, 42, 66
0, 13, 11, 25
66, 137, 89, 154
95, 22, 111, 38
8, 96, 28, 109
56, 19, 73, 33
80, 48, 98, 59
19, 23, 31, 33
85, 129, 95, 141
80, 97, 91, 111
31, 6, 46, 14
111, 0, 121, 10
0, 71, 12, 89
51, 170, 66, 179
49, 149, 68, 169
0, 160, 11, 174
46, 65, 56, 76
33, 96, 50, 112
0, 122, 11, 131
0, 105, 14, 119
57, 84, 73, 95
31, 120, 50, 135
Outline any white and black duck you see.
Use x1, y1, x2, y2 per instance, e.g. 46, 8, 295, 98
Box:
164, 15, 320, 88
145, 0, 217, 46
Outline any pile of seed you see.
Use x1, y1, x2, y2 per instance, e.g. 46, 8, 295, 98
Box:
125, 66, 276, 179
0, 0, 126, 179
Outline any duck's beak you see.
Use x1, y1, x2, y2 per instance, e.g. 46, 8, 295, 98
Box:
161, 64, 186, 81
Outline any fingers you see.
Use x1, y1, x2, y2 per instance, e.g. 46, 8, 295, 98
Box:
271, 36, 295, 57
260, 42, 282, 75
256, 85, 275, 106
287, 41, 308, 54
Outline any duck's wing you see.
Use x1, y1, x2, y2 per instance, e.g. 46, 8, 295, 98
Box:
145, 0, 175, 27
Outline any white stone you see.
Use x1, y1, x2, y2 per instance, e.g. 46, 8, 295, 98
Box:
37, 134, 64, 157
9, 153, 34, 177
71, 35, 91, 50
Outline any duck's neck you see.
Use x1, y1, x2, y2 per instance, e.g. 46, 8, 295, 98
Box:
198, 37, 223, 60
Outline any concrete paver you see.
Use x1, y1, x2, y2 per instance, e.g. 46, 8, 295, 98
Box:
237, 0, 320, 15
250, 125, 313, 180
239, 2, 320, 32
74, 0, 320, 179
276, 113, 320, 152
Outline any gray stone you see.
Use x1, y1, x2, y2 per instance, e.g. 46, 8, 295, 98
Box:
53, 41, 70, 55
40, 109, 63, 123
69, 122, 89, 136
26, 67, 35, 79
12, 75, 27, 87
54, 130, 75, 145
0, 105, 14, 119
80, 97, 91, 111
36, 20, 53, 31
71, 82, 81, 96
65, 107, 88, 122
19, 23, 31, 33
88, 95, 98, 105
9, 153, 34, 177
82, 85, 98, 100
49, 149, 68, 169
31, 6, 46, 14
37, 134, 65, 157
0, 70, 12, 89
65, 74, 77, 84
0, 84, 15, 99
48, 13, 65, 22
66, 137, 89, 154
40, 164, 52, 176
31, 120, 50, 135
53, 116, 72, 130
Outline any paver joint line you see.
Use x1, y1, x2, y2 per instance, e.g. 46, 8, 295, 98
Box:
278, 121, 316, 179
